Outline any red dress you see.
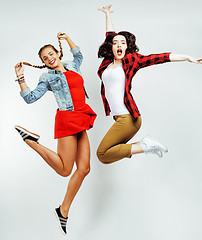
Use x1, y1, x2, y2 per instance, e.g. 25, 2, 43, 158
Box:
54, 71, 97, 139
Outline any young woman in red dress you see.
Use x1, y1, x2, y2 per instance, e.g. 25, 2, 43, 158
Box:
14, 32, 96, 235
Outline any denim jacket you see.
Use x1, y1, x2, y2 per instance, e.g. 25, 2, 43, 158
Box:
20, 46, 83, 111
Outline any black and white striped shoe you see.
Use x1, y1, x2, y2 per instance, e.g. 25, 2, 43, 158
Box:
54, 206, 68, 235
15, 125, 40, 142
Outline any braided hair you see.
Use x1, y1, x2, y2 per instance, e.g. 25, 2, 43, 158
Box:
24, 39, 63, 69
58, 38, 63, 60
22, 62, 46, 69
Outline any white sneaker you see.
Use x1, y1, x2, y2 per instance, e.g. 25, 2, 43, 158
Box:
140, 136, 168, 158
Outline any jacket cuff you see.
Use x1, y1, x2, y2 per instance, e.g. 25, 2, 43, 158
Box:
70, 46, 80, 54
106, 31, 115, 37
165, 52, 171, 62
20, 87, 31, 98
167, 52, 171, 62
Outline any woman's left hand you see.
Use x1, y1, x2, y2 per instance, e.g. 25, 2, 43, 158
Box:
57, 32, 68, 41
187, 56, 202, 64
98, 5, 113, 14
170, 53, 202, 64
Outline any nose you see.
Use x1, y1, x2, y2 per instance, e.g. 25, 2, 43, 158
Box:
117, 42, 122, 48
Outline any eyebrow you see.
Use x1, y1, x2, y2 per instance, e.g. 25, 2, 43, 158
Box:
113, 40, 126, 42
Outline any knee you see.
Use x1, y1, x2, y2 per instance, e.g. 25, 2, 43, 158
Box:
96, 145, 103, 160
96, 148, 103, 162
96, 148, 108, 164
59, 169, 72, 177
78, 166, 90, 177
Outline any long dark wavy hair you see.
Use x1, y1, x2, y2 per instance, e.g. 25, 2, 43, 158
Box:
98, 31, 139, 60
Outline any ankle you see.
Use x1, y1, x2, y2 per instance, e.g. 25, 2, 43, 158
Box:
60, 205, 69, 218
25, 139, 39, 147
131, 142, 144, 155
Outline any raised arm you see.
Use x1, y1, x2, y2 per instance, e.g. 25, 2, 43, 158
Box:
136, 52, 202, 70
169, 53, 202, 64
57, 32, 83, 68
57, 32, 77, 49
15, 62, 48, 104
98, 5, 115, 32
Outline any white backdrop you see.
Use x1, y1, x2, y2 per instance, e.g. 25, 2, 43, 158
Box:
1, 0, 202, 239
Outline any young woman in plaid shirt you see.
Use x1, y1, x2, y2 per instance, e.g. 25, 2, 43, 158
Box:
96, 5, 202, 164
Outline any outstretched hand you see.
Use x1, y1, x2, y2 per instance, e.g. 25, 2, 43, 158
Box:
187, 57, 202, 64
98, 4, 113, 14
15, 62, 24, 77
57, 32, 68, 41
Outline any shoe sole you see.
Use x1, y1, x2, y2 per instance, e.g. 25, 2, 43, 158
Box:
15, 125, 40, 140
54, 209, 67, 235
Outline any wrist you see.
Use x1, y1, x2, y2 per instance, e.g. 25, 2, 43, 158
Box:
15, 79, 25, 84
15, 76, 25, 84
18, 78, 25, 84
17, 74, 24, 78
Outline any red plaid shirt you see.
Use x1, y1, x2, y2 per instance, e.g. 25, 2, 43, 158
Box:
97, 33, 171, 118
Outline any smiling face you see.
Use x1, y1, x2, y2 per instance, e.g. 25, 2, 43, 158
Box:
40, 46, 61, 69
112, 35, 127, 60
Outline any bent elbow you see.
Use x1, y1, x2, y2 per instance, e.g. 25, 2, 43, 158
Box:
23, 95, 37, 104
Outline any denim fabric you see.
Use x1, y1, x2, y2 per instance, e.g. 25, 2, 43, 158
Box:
20, 46, 83, 111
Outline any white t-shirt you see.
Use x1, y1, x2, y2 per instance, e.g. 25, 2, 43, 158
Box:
102, 63, 130, 116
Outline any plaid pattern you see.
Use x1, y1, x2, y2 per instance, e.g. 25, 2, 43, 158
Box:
97, 35, 171, 118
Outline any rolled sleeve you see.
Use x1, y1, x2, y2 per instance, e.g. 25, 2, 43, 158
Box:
70, 46, 81, 55
20, 87, 31, 98
106, 31, 115, 37
20, 77, 48, 104
71, 46, 83, 68
138, 52, 171, 69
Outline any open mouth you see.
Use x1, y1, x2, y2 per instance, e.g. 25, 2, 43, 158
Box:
49, 59, 56, 65
117, 49, 122, 56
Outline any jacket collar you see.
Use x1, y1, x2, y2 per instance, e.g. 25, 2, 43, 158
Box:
47, 62, 68, 74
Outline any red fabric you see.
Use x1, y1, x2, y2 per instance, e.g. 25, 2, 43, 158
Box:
54, 71, 97, 139
98, 32, 171, 119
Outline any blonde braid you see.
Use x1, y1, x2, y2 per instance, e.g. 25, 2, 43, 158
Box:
22, 62, 46, 69
58, 39, 63, 60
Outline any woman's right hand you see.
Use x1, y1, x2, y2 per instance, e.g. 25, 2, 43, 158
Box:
57, 32, 68, 41
98, 5, 113, 14
15, 62, 24, 77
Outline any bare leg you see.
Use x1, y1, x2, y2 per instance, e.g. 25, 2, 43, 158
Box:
60, 131, 90, 218
25, 130, 90, 218
25, 135, 77, 176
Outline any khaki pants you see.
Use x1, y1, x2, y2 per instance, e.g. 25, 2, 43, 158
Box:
97, 114, 142, 164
